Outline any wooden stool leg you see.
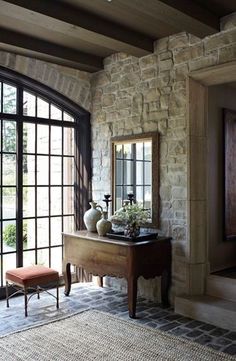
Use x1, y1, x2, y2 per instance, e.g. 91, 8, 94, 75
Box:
56, 280, 59, 309
6, 281, 9, 308
24, 286, 28, 317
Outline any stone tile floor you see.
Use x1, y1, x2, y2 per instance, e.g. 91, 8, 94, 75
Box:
0, 282, 236, 357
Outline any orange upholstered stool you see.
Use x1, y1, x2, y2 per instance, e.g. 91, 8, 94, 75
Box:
6, 265, 59, 317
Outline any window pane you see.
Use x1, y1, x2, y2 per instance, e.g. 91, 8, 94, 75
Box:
37, 188, 49, 216
124, 160, 133, 185
144, 186, 152, 210
51, 247, 62, 274
37, 218, 49, 248
144, 162, 151, 185
51, 126, 62, 154
23, 91, 36, 116
37, 97, 49, 118
63, 157, 74, 185
144, 141, 152, 161
64, 127, 74, 155
51, 187, 62, 216
51, 156, 62, 185
63, 216, 74, 232
23, 250, 35, 267
115, 160, 123, 185
115, 186, 123, 210
51, 104, 62, 120
3, 84, 16, 114
64, 112, 74, 122
2, 120, 16, 152
136, 186, 144, 206
23, 219, 35, 250
64, 186, 74, 214
37, 156, 49, 185
136, 161, 143, 185
3, 253, 16, 285
23, 123, 35, 153
37, 125, 49, 154
115, 144, 123, 159
136, 142, 143, 160
51, 217, 62, 246
2, 220, 16, 252
23, 187, 35, 217
3, 154, 16, 185
23, 155, 35, 185
2, 188, 16, 219
123, 144, 132, 159
37, 248, 49, 267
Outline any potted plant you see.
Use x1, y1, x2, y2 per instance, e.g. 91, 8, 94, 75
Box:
110, 203, 149, 239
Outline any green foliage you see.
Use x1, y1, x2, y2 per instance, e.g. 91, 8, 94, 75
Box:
110, 203, 148, 227
3, 223, 27, 247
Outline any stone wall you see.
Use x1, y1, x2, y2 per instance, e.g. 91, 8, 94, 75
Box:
90, 24, 236, 301
0, 52, 91, 111
2, 18, 236, 301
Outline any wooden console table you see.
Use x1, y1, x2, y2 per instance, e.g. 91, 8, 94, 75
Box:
63, 231, 172, 318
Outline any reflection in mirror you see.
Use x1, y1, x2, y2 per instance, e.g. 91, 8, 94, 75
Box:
112, 133, 159, 227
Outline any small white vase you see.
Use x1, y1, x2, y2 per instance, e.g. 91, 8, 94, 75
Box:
96, 211, 112, 236
83, 201, 102, 232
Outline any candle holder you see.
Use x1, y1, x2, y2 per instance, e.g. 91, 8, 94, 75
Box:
103, 194, 112, 213
127, 193, 135, 205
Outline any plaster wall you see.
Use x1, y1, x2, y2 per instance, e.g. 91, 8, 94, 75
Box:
208, 85, 236, 272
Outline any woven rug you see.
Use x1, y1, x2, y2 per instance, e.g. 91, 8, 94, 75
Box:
0, 310, 234, 361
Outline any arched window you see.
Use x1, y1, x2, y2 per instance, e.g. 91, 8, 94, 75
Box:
0, 67, 91, 294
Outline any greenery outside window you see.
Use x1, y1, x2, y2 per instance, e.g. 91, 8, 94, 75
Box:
112, 133, 159, 228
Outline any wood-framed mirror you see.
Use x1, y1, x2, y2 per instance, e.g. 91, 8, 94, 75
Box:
111, 132, 159, 228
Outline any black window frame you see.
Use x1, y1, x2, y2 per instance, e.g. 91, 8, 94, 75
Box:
0, 66, 91, 295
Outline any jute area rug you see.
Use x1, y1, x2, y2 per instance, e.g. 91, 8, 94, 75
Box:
0, 310, 234, 361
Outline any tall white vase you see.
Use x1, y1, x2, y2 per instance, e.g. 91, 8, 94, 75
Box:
83, 201, 102, 232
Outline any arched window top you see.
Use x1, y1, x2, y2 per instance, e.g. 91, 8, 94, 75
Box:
0, 65, 89, 120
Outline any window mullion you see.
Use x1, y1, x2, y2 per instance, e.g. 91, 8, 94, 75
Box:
16, 88, 23, 267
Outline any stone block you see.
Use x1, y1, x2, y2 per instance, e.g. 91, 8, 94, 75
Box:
154, 37, 169, 53
219, 44, 236, 63
119, 72, 140, 89
172, 225, 187, 242
159, 59, 173, 71
174, 44, 203, 64
160, 94, 169, 109
92, 71, 111, 87
172, 186, 187, 200
102, 94, 115, 107
221, 13, 236, 31
139, 54, 157, 69
168, 32, 189, 50
204, 28, 236, 53
144, 88, 160, 102
141, 67, 157, 80
189, 52, 218, 72
160, 185, 172, 201
160, 51, 173, 61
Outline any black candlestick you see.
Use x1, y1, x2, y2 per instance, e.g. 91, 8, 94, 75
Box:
127, 193, 135, 205
103, 194, 112, 212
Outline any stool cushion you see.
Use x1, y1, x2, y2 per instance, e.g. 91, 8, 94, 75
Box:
6, 265, 59, 287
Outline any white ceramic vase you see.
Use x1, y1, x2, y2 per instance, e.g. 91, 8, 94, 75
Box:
96, 211, 112, 236
83, 201, 102, 232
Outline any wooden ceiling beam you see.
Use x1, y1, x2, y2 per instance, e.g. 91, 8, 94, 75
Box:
0, 27, 103, 72
158, 0, 219, 30
3, 0, 154, 53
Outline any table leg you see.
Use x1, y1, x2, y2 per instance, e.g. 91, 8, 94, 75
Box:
127, 276, 137, 318
97, 276, 103, 287
63, 262, 71, 296
161, 269, 171, 307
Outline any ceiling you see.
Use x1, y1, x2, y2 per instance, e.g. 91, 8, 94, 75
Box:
0, 0, 235, 72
